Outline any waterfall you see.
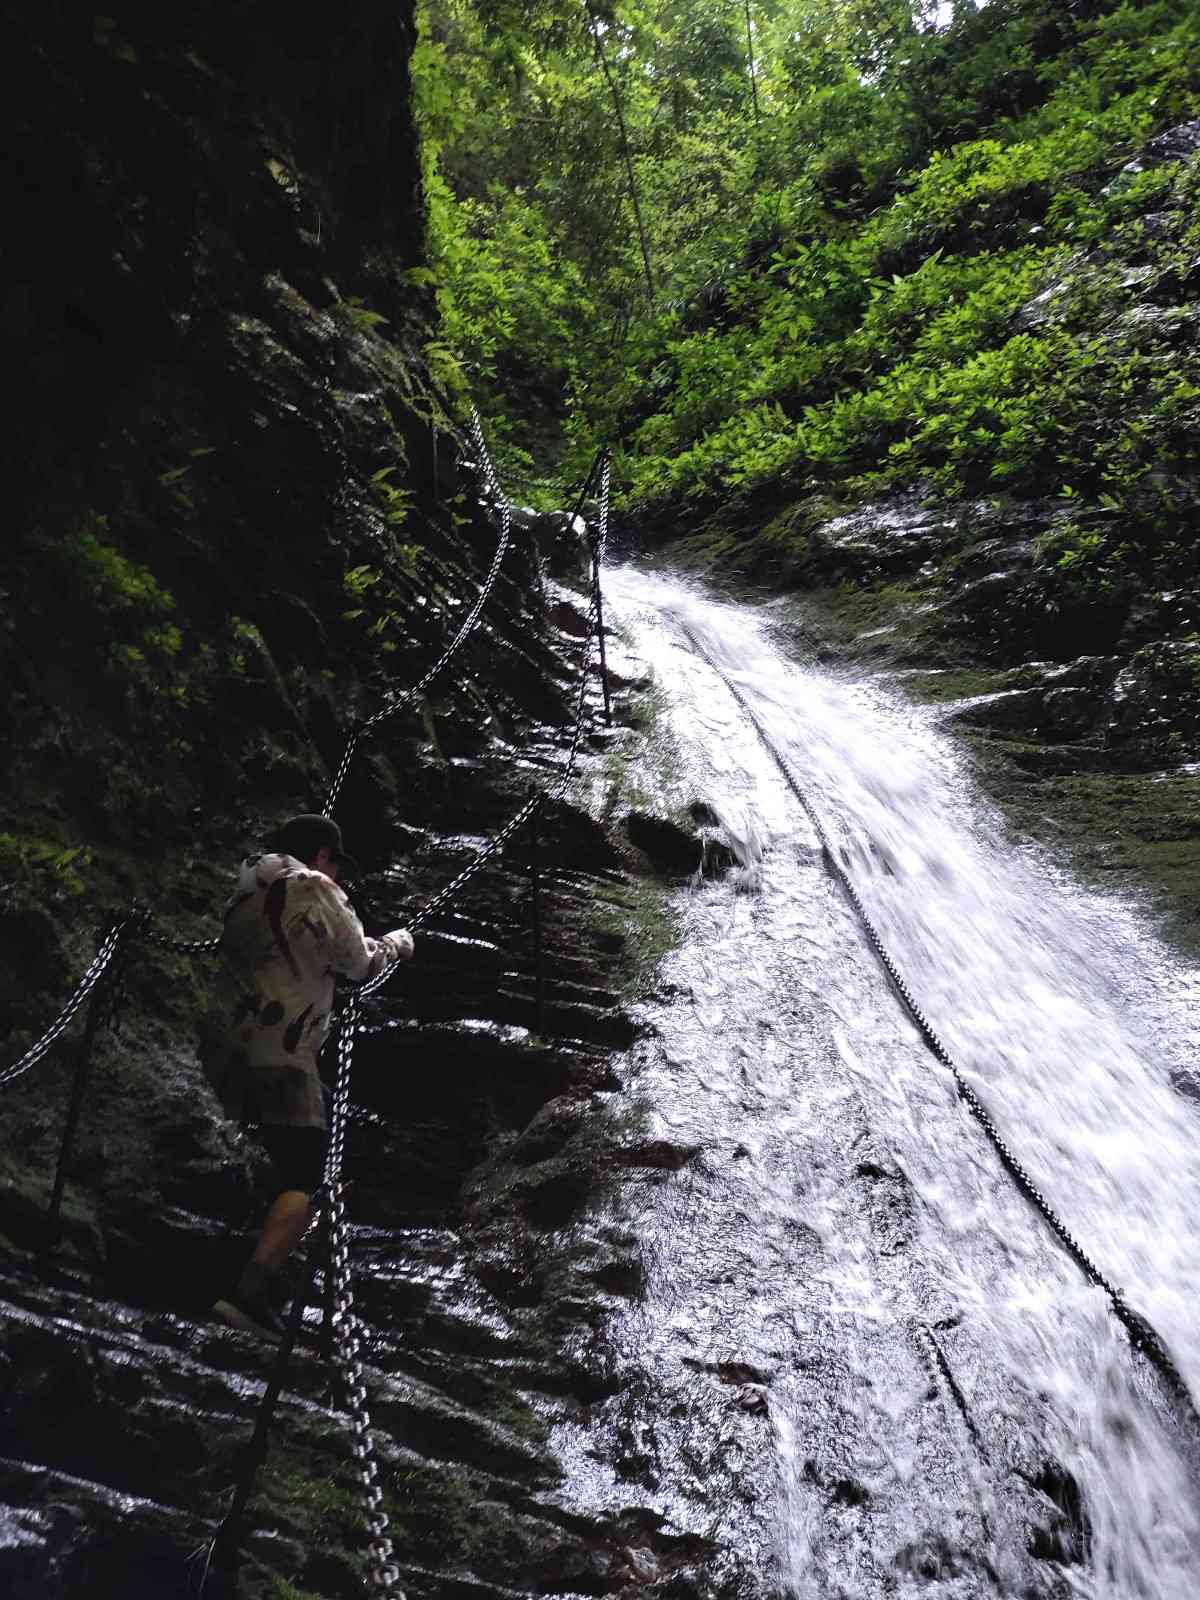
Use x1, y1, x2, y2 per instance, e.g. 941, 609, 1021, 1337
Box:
554, 565, 1200, 1599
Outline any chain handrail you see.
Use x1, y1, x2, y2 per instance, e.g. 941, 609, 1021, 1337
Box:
139, 924, 224, 956
2, 424, 607, 1009
356, 449, 610, 993
5, 422, 614, 1592
0, 913, 136, 1091
678, 619, 1200, 1430
324, 408, 513, 816
323, 995, 405, 1595
301, 447, 610, 1581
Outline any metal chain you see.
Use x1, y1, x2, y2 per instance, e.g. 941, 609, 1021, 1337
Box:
358, 451, 609, 988
324, 409, 513, 816
7, 415, 602, 1592
679, 621, 1200, 1427
551, 446, 608, 549
400, 795, 541, 941
362, 497, 512, 737
7, 416, 579, 1050
139, 925, 223, 956
325, 724, 367, 821
466, 406, 504, 502
292, 460, 610, 1575
595, 455, 611, 566
915, 1321, 988, 1458
321, 502, 610, 1578
0, 914, 134, 1090
323, 997, 405, 1596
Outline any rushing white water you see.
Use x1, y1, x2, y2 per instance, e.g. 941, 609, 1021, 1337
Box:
557, 565, 1200, 1598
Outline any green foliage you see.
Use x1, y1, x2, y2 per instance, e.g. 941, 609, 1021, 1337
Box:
66, 521, 175, 615
38, 514, 191, 686
0, 834, 95, 897
415, 0, 1200, 593
337, 296, 389, 333
268, 1582, 327, 1600
339, 467, 424, 650
343, 564, 382, 602
370, 466, 417, 533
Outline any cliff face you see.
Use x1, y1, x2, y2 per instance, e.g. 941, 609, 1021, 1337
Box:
0, 8, 689, 1597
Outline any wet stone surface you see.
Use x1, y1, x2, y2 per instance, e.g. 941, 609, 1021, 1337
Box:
0, 736, 706, 1600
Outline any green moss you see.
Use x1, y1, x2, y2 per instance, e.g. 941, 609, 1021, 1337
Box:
979, 762, 1200, 964
792, 578, 950, 669
890, 667, 1011, 705
470, 1377, 550, 1446
29, 513, 187, 675
591, 877, 680, 994
65, 520, 177, 616
265, 1464, 358, 1526
384, 1460, 540, 1569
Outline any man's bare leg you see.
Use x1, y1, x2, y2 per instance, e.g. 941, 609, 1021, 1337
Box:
213, 1189, 311, 1340
251, 1189, 311, 1273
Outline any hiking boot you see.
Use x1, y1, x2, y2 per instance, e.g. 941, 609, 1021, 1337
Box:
212, 1263, 285, 1343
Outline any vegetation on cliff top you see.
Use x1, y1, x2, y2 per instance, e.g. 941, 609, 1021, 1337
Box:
416, 0, 1200, 594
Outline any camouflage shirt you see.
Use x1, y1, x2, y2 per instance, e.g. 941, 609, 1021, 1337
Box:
217, 852, 412, 1129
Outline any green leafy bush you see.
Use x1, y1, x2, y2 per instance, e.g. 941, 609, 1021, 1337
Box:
0, 834, 94, 897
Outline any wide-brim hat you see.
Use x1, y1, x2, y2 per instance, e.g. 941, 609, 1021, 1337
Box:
270, 814, 362, 880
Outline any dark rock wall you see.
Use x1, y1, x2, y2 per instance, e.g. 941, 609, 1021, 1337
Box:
0, 8, 681, 1598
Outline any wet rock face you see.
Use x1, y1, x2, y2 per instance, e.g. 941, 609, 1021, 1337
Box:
787, 485, 1200, 775
805, 500, 961, 586
941, 641, 1200, 772
1105, 641, 1200, 769
624, 812, 705, 878
621, 805, 740, 883
0, 755, 674, 1600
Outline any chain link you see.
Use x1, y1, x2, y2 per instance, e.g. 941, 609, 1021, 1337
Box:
552, 446, 608, 549
213, 440, 602, 1584
0, 914, 135, 1091
138, 924, 224, 956
324, 409, 513, 816
595, 455, 611, 566
10, 416, 587, 1062
324, 485, 608, 1560
358, 450, 609, 984
324, 724, 366, 823
363, 497, 512, 736
323, 998, 405, 1595
679, 621, 1200, 1428
9, 417, 604, 1592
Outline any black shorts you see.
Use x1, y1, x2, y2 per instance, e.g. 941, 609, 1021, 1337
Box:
258, 1125, 328, 1195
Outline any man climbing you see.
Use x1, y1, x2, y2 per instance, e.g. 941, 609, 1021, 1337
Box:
212, 814, 413, 1340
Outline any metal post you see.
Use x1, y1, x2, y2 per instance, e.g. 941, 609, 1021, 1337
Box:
528, 793, 547, 1035
203, 1235, 321, 1595
44, 943, 123, 1248
564, 449, 605, 544
592, 546, 613, 727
